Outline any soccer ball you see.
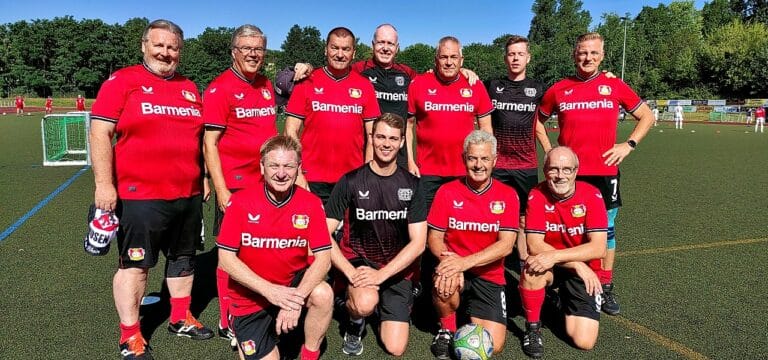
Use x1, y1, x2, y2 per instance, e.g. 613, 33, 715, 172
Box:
453, 323, 493, 360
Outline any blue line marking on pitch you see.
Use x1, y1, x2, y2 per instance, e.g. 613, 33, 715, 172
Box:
0, 166, 90, 243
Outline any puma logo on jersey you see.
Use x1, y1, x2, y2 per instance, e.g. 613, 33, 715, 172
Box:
358, 190, 370, 199
248, 213, 260, 223
234, 93, 244, 100
141, 86, 153, 94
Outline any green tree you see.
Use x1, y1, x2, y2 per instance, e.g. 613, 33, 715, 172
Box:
528, 0, 591, 86
729, 0, 768, 24
701, 19, 768, 97
702, 0, 739, 34
462, 43, 506, 81
179, 27, 232, 90
398, 43, 435, 72
278, 25, 324, 70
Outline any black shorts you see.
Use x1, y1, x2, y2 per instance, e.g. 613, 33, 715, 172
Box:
231, 269, 306, 359
349, 258, 414, 322
492, 168, 537, 212
553, 268, 601, 321
409, 175, 457, 223
212, 189, 241, 236
116, 195, 202, 269
462, 274, 507, 324
308, 182, 335, 206
577, 173, 622, 209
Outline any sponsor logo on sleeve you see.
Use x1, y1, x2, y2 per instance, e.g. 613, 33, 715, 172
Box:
128, 248, 145, 261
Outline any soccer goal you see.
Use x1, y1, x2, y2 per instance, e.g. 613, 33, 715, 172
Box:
41, 112, 91, 166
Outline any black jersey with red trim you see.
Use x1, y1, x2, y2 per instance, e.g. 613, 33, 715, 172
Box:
352, 60, 417, 119
485, 77, 544, 170
325, 163, 419, 271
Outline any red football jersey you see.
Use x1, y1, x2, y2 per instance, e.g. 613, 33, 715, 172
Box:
285, 67, 380, 183
217, 184, 332, 316
525, 181, 608, 272
538, 72, 642, 176
756, 107, 765, 118
203, 69, 278, 190
427, 178, 519, 285
76, 97, 86, 111
45, 98, 52, 107
15, 97, 23, 108
408, 72, 494, 177
91, 64, 203, 200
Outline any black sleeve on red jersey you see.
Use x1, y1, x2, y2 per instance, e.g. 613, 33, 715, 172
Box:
324, 175, 351, 220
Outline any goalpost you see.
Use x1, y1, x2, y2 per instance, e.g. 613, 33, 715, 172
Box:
41, 112, 91, 166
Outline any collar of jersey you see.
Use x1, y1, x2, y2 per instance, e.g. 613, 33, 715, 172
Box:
574, 71, 601, 83
462, 177, 492, 195
229, 67, 256, 84
434, 71, 461, 85
323, 66, 350, 82
264, 183, 295, 208
142, 62, 175, 80
549, 185, 576, 203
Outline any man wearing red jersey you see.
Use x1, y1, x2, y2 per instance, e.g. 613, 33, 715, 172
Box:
44, 96, 53, 114
76, 94, 86, 111
218, 135, 333, 360
284, 27, 380, 203
15, 95, 24, 115
407, 36, 494, 221
754, 105, 764, 133
537, 32, 653, 316
519, 146, 607, 358
90, 19, 213, 360
427, 130, 518, 359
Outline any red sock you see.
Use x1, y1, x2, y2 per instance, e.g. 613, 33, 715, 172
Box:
170, 296, 191, 323
216, 267, 231, 329
119, 321, 141, 343
598, 269, 613, 285
519, 287, 545, 323
439, 312, 457, 332
300, 345, 320, 360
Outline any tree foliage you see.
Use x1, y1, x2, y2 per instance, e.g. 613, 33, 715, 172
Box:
278, 25, 324, 70
700, 19, 768, 97
397, 43, 435, 73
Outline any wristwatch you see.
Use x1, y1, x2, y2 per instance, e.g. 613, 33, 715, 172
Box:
627, 139, 637, 149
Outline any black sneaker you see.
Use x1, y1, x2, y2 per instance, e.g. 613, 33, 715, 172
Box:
119, 334, 154, 360
601, 283, 621, 315
342, 320, 365, 355
430, 328, 453, 360
168, 311, 215, 340
522, 321, 544, 359
217, 323, 234, 340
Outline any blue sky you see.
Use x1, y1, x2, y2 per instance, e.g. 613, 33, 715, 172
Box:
2, 0, 707, 48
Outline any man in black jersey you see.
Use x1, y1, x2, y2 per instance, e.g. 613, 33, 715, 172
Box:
325, 113, 427, 356
485, 35, 552, 273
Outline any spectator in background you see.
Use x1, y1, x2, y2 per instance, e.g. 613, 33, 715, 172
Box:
674, 104, 684, 129
45, 96, 53, 114
76, 94, 86, 111
755, 106, 765, 133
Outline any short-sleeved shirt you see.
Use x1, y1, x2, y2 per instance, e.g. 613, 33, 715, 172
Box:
325, 164, 420, 271
91, 63, 203, 200
525, 181, 608, 272
485, 77, 544, 170
408, 72, 494, 177
76, 97, 86, 110
217, 184, 332, 316
427, 178, 519, 285
285, 67, 380, 183
45, 98, 52, 108
203, 68, 278, 190
15, 97, 23, 108
538, 72, 642, 176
